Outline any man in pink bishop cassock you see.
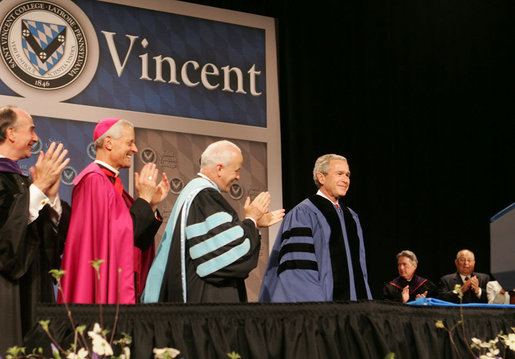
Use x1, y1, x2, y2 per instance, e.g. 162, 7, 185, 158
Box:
58, 118, 169, 304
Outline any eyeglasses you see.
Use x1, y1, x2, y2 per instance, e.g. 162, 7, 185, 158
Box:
457, 258, 474, 263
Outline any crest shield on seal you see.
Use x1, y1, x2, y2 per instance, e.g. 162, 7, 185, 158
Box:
21, 19, 66, 75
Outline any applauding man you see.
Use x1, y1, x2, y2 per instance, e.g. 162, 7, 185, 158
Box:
437, 249, 491, 303
0, 106, 71, 352
59, 118, 169, 304
143, 140, 284, 303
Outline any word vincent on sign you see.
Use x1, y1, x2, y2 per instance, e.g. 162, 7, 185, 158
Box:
101, 31, 263, 97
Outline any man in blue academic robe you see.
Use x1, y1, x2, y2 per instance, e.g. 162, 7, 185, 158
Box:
259, 154, 372, 302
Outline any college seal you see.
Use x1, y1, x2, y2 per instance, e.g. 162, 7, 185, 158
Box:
0, 0, 98, 101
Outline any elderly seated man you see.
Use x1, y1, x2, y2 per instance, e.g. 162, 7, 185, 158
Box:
437, 249, 491, 304
383, 250, 436, 303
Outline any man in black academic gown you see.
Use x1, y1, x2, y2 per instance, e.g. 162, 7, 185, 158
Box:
143, 140, 284, 303
383, 250, 436, 303
0, 106, 71, 354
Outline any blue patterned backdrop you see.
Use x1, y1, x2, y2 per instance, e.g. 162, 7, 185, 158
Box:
18, 117, 129, 203
73, 0, 266, 126
0, 0, 267, 126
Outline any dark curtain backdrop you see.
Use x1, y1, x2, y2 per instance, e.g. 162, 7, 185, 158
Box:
183, 0, 515, 297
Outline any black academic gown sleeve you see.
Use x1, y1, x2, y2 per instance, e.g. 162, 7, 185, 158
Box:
130, 198, 162, 250
185, 188, 260, 303
0, 173, 34, 279
383, 277, 437, 303
0, 172, 70, 354
186, 189, 260, 282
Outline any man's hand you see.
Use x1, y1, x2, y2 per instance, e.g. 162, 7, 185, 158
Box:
461, 275, 479, 295
415, 290, 428, 300
30, 142, 70, 201
150, 172, 170, 211
134, 163, 159, 204
256, 209, 285, 228
244, 191, 285, 228
243, 191, 271, 224
402, 285, 410, 303
135, 163, 169, 210
469, 276, 480, 295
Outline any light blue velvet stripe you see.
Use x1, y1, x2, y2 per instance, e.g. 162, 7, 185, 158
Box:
141, 177, 214, 303
189, 225, 244, 259
196, 238, 250, 277
185, 212, 232, 239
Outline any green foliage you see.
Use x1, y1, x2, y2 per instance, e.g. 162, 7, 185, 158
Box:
4, 260, 182, 359
436, 284, 515, 359
227, 352, 241, 359
48, 269, 66, 283
88, 259, 105, 280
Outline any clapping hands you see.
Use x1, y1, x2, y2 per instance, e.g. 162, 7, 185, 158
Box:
134, 162, 170, 210
30, 142, 70, 201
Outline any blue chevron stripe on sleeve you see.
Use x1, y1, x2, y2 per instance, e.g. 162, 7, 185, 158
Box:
189, 226, 244, 260
185, 211, 233, 238
196, 239, 251, 277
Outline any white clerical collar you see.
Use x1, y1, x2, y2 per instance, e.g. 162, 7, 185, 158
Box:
316, 190, 339, 206
95, 160, 119, 177
197, 172, 219, 190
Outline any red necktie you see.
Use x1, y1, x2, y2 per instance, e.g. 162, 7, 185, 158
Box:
100, 167, 124, 195
464, 277, 472, 297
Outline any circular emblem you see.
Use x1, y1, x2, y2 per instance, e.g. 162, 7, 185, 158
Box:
169, 177, 184, 195
86, 142, 96, 160
60, 165, 76, 185
140, 148, 157, 164
30, 138, 42, 154
0, 0, 99, 100
229, 182, 244, 200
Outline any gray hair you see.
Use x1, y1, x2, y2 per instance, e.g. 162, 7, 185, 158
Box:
396, 250, 418, 265
456, 249, 475, 260
313, 154, 347, 188
200, 140, 241, 169
94, 119, 134, 149
0, 105, 18, 144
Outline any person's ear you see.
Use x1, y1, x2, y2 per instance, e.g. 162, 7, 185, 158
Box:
317, 172, 325, 186
104, 136, 113, 150
215, 163, 224, 177
5, 126, 16, 142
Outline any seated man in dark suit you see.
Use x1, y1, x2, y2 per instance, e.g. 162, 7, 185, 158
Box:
437, 249, 491, 303
383, 250, 436, 303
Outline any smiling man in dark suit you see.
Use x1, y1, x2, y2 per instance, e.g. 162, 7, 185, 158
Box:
437, 249, 491, 303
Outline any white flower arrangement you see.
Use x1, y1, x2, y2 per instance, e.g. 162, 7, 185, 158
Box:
436, 284, 515, 359
3, 260, 181, 359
